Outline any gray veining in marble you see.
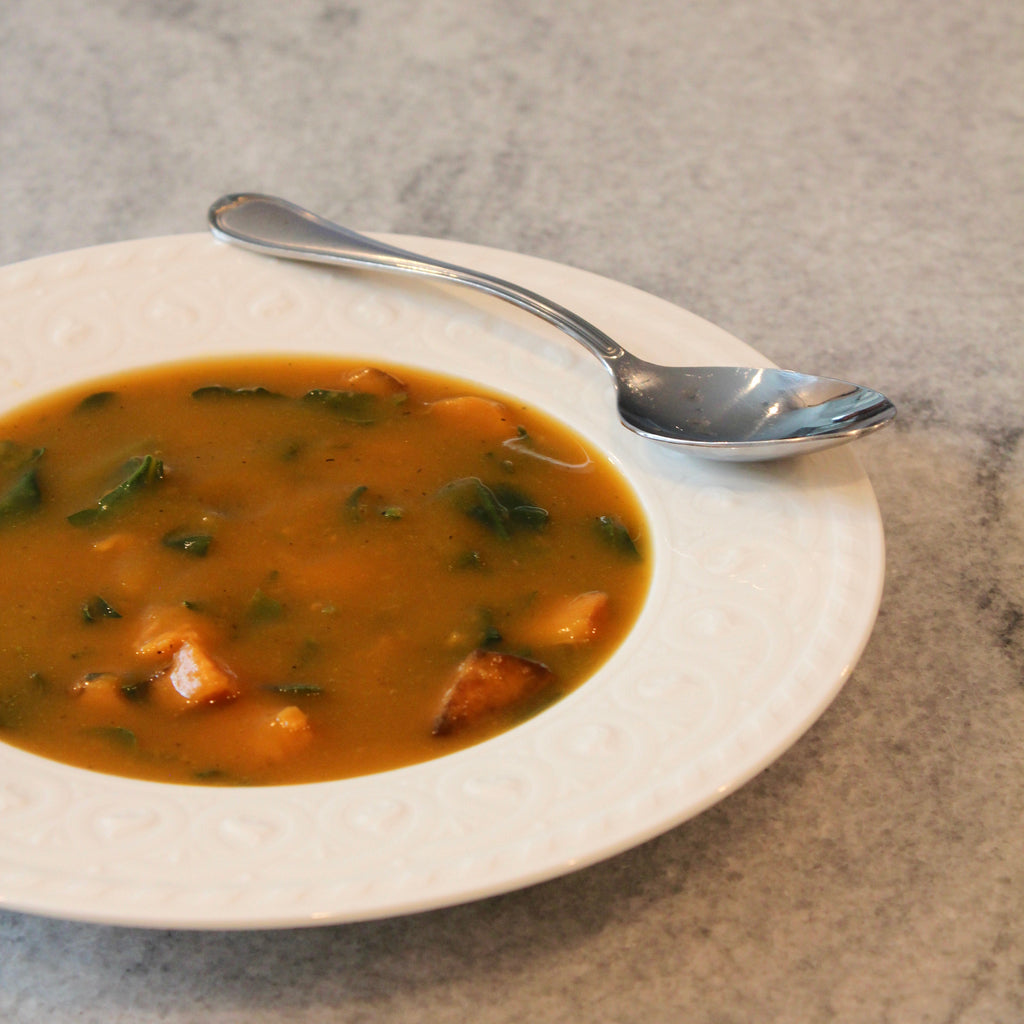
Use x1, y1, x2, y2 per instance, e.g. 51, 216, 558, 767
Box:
1, 1, 1021, 1021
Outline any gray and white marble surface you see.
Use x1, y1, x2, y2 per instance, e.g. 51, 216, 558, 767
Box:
1, 1, 1021, 1021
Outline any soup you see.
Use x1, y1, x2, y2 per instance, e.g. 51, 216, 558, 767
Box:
0, 356, 650, 785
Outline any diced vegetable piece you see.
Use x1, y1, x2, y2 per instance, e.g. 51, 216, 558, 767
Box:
136, 610, 198, 659
159, 639, 239, 706
67, 454, 164, 526
90, 532, 132, 554
136, 607, 238, 708
260, 703, 313, 760
432, 649, 554, 736
272, 705, 309, 732
230, 703, 314, 766
427, 395, 519, 441
516, 591, 609, 647
341, 367, 407, 397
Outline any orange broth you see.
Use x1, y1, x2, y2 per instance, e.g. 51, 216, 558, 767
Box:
0, 356, 650, 785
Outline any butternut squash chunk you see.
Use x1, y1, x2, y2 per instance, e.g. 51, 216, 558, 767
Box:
433, 649, 554, 736
516, 591, 610, 647
427, 395, 519, 441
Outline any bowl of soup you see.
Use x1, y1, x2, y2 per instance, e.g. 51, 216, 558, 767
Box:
0, 354, 651, 785
0, 233, 885, 928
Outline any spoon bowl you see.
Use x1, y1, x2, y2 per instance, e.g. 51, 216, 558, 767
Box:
613, 358, 895, 460
208, 193, 895, 461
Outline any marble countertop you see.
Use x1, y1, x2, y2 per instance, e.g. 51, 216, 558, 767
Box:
1, 1, 1020, 1021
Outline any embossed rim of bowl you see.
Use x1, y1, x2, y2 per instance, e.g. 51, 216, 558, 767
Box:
0, 235, 885, 928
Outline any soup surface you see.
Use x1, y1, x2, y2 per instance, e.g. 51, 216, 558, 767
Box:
0, 356, 649, 785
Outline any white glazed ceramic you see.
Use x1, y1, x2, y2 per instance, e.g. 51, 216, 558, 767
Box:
0, 235, 885, 928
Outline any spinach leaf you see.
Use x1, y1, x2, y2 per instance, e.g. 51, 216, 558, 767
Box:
87, 725, 137, 750
191, 385, 283, 400
506, 502, 548, 530
0, 672, 48, 730
344, 484, 369, 522
247, 587, 284, 624
0, 441, 44, 523
162, 529, 213, 557
81, 595, 122, 623
451, 549, 484, 570
450, 478, 508, 537
344, 485, 404, 523
74, 391, 117, 412
120, 679, 151, 702
477, 607, 504, 648
279, 439, 306, 461
302, 388, 402, 424
596, 514, 641, 559
443, 478, 549, 539
68, 454, 164, 526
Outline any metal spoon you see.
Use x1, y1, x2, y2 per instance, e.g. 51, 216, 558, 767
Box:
208, 193, 895, 461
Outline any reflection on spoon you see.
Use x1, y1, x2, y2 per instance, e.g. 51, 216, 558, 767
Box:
209, 193, 896, 462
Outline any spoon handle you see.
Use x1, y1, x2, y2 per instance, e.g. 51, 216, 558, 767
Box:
208, 193, 623, 363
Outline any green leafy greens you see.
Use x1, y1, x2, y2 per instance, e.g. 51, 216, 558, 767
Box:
68, 454, 164, 526
0, 441, 44, 523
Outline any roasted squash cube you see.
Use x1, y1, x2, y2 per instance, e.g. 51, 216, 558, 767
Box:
433, 649, 553, 736
517, 591, 610, 648
163, 639, 239, 705
427, 395, 519, 441
342, 366, 407, 397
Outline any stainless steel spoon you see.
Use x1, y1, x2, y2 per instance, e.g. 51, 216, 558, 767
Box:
208, 193, 895, 461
